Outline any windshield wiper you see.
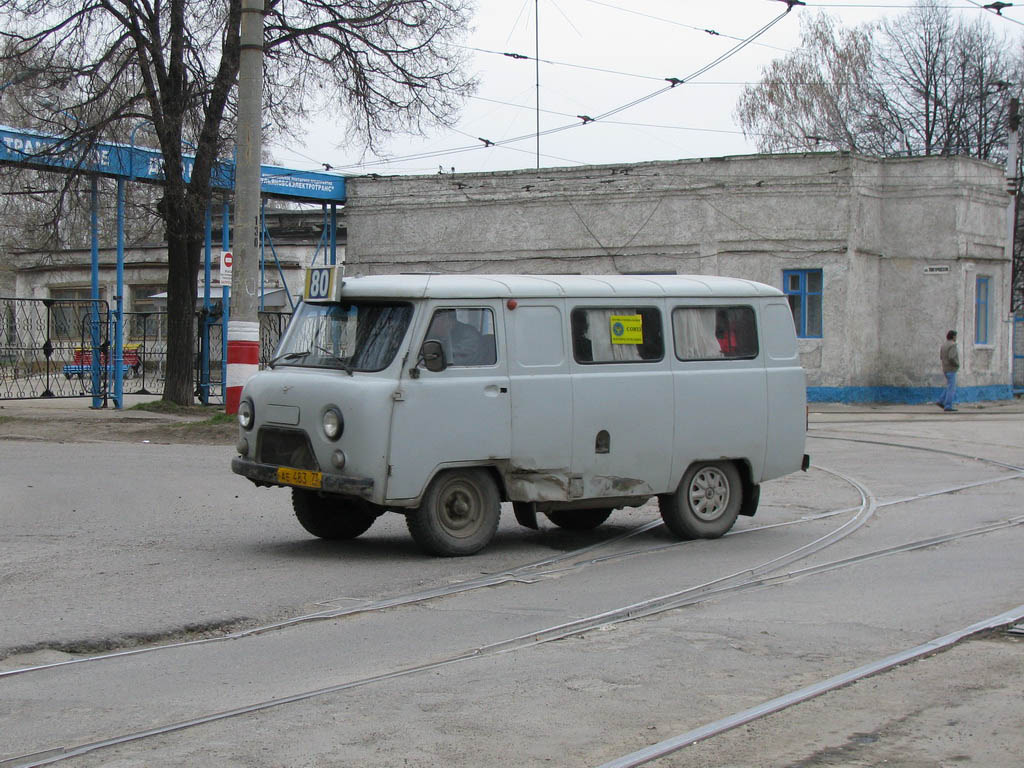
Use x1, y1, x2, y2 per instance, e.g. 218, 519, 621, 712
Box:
269, 350, 311, 367
319, 354, 356, 375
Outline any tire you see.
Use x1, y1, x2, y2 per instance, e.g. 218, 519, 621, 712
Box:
545, 509, 613, 530
292, 489, 378, 540
660, 461, 742, 540
406, 468, 500, 556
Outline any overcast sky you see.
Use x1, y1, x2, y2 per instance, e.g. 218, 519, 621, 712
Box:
267, 0, 1022, 178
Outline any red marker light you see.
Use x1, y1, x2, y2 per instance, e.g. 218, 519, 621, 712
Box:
507, 299, 518, 310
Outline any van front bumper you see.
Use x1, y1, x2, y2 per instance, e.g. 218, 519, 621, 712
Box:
231, 457, 375, 499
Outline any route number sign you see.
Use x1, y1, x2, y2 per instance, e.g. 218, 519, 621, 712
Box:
304, 266, 337, 301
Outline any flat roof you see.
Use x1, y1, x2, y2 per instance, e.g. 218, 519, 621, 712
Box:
336, 273, 783, 300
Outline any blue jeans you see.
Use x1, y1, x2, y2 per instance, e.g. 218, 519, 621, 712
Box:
939, 372, 957, 410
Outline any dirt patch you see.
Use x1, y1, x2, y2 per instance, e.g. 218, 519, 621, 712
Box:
0, 408, 237, 445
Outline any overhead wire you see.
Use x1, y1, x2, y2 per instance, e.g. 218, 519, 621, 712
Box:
962, 0, 1024, 25
280, 0, 1019, 175
581, 0, 792, 52
321, 6, 797, 174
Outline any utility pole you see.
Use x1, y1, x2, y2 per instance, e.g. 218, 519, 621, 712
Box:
535, 0, 540, 170
1007, 97, 1020, 313
226, 0, 265, 414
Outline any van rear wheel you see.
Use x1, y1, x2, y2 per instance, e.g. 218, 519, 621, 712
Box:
545, 509, 613, 530
660, 461, 742, 540
407, 469, 500, 556
292, 489, 378, 540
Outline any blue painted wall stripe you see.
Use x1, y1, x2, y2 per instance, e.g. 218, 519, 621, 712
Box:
807, 385, 1014, 404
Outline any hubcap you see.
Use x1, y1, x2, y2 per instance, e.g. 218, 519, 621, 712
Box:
687, 467, 730, 522
439, 485, 481, 537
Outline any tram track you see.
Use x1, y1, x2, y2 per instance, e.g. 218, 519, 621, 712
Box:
0, 462, 864, 680
3, 430, 1021, 681
5, 456, 1024, 768
3, 435, 1022, 767
597, 602, 1024, 768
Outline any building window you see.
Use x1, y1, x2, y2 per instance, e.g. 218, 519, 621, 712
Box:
49, 287, 105, 340
128, 285, 168, 343
975, 276, 991, 345
783, 269, 822, 338
130, 285, 166, 315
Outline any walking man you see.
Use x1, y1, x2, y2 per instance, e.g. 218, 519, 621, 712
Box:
937, 330, 959, 412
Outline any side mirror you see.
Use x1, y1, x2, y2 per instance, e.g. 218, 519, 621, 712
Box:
420, 339, 447, 372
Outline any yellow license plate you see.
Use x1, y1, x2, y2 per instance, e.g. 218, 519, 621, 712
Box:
277, 467, 322, 489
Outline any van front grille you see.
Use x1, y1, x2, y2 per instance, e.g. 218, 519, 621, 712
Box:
257, 427, 319, 470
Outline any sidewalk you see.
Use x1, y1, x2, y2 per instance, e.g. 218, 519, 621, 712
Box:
2, 393, 1020, 422
808, 398, 1024, 421
0, 394, 218, 424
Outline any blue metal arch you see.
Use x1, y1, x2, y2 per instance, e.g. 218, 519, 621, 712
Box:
1, 123, 345, 407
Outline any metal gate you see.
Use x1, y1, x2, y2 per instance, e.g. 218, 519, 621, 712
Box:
0, 298, 113, 401
2, 298, 292, 403
0, 298, 171, 402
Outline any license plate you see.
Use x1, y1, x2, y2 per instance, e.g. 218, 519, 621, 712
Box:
277, 467, 322, 489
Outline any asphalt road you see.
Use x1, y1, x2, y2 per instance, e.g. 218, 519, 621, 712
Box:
1, 399, 1022, 767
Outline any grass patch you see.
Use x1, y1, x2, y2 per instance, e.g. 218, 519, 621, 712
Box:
203, 411, 236, 425
130, 400, 236, 425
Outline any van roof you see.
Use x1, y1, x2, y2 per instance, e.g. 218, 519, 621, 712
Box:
336, 274, 784, 300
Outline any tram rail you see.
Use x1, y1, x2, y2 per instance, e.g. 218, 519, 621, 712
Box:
1, 433, 1022, 767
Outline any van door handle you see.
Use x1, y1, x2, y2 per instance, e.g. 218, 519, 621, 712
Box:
484, 385, 508, 397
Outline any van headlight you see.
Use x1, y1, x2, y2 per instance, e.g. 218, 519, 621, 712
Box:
238, 399, 254, 430
322, 407, 344, 441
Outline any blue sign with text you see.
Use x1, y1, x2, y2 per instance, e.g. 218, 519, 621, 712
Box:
0, 124, 345, 202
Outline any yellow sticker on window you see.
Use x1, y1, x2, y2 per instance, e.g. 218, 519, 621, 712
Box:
610, 314, 643, 344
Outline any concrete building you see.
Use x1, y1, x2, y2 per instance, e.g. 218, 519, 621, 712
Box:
345, 152, 1015, 403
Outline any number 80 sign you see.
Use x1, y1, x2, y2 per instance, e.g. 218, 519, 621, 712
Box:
304, 267, 336, 301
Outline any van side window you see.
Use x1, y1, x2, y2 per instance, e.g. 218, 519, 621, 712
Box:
673, 306, 758, 361
571, 307, 663, 363
425, 308, 497, 366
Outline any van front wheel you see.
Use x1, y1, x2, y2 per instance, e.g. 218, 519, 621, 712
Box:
407, 469, 500, 556
292, 490, 378, 540
660, 461, 742, 540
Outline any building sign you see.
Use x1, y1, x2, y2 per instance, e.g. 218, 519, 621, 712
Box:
923, 265, 950, 274
0, 125, 345, 202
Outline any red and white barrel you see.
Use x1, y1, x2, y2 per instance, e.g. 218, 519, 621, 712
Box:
226, 320, 260, 414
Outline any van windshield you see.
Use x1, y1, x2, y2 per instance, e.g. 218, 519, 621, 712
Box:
271, 301, 413, 372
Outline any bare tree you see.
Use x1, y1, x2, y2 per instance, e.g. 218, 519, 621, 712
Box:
735, 14, 879, 154
736, 1, 1021, 161
0, 0, 475, 404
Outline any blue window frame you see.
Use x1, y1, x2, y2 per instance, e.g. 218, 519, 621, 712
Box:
782, 269, 823, 338
975, 276, 990, 344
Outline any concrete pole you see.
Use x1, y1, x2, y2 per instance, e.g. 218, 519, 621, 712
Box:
1005, 97, 1019, 388
1006, 97, 1018, 236
226, 0, 265, 414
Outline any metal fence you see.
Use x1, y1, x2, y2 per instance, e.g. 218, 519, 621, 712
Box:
1, 298, 116, 400
1, 298, 293, 403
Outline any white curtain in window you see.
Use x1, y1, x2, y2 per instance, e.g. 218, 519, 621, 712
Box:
673, 308, 721, 360
586, 309, 642, 362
